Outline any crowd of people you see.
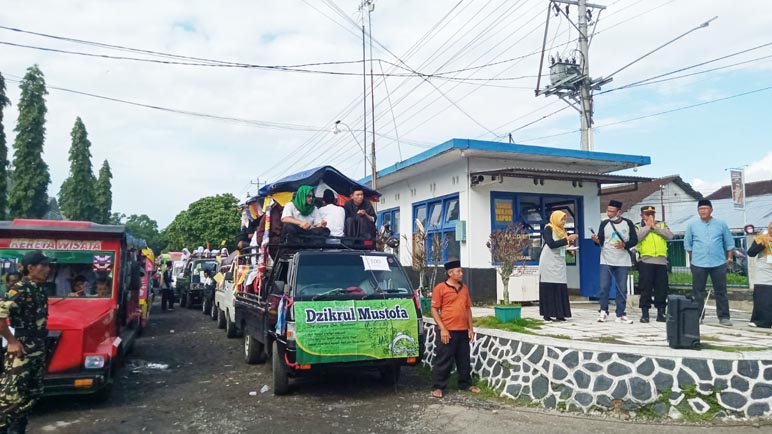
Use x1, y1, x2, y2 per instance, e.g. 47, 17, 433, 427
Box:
536, 198, 771, 328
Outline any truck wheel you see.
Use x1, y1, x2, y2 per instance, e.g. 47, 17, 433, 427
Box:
244, 333, 266, 364
217, 308, 227, 329
226, 313, 240, 338
210, 303, 219, 321
272, 341, 290, 395
379, 365, 401, 386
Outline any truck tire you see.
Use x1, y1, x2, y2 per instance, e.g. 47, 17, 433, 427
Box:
210, 302, 218, 321
217, 308, 227, 329
244, 332, 266, 364
272, 341, 290, 395
225, 312, 240, 338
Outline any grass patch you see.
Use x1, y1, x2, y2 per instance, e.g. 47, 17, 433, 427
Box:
473, 316, 543, 334
700, 343, 767, 352
699, 335, 721, 342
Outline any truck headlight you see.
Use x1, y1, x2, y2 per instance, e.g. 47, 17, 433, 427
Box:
84, 355, 106, 369
286, 322, 296, 341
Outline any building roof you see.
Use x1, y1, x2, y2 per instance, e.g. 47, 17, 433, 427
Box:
472, 167, 652, 185
363, 138, 651, 187
706, 179, 772, 200
599, 175, 703, 213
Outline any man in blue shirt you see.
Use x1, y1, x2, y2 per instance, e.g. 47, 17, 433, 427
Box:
684, 199, 735, 325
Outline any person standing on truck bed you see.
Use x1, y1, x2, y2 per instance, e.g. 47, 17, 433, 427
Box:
281, 185, 329, 241
0, 250, 52, 434
318, 189, 345, 237
430, 260, 480, 399
343, 187, 376, 239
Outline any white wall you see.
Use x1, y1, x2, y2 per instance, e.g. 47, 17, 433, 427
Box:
376, 155, 606, 290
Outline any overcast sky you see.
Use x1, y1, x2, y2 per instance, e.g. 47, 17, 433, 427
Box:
1, 0, 770, 227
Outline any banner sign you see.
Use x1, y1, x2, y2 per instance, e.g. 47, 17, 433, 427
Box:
294, 299, 419, 364
8, 239, 102, 251
730, 169, 745, 210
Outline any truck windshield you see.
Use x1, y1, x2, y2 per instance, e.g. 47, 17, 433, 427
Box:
294, 254, 413, 301
0, 249, 115, 298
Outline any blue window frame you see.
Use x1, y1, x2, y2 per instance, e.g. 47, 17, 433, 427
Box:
413, 194, 460, 264
377, 208, 400, 240
490, 192, 583, 266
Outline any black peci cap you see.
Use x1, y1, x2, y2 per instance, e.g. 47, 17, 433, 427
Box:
21, 250, 55, 267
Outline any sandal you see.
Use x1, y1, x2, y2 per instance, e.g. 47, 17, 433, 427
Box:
466, 386, 481, 394
431, 389, 444, 398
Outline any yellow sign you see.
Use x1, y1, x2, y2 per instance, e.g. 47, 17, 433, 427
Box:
494, 200, 513, 223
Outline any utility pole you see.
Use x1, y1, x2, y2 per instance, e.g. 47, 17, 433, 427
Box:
577, 0, 593, 151
361, 5, 368, 178
659, 185, 666, 222
364, 0, 377, 191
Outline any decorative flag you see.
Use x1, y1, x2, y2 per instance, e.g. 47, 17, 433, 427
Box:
730, 169, 745, 210
93, 255, 113, 272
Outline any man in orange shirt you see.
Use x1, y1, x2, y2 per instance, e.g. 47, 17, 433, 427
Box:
430, 260, 480, 398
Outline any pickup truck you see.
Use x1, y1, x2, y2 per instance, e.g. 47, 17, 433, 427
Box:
234, 243, 424, 395
178, 258, 218, 309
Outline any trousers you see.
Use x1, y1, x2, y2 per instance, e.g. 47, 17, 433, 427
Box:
691, 264, 730, 320
432, 330, 472, 390
637, 262, 669, 309
0, 337, 46, 430
598, 264, 630, 317
161, 287, 175, 310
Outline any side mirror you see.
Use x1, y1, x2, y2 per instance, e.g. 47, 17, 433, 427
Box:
224, 272, 234, 281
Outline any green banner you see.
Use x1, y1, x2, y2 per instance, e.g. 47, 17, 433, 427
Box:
294, 299, 419, 364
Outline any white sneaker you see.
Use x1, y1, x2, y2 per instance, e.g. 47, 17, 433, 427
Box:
615, 315, 634, 324
748, 322, 757, 328
597, 311, 608, 322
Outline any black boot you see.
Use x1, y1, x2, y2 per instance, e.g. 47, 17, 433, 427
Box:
640, 308, 649, 323
656, 307, 666, 322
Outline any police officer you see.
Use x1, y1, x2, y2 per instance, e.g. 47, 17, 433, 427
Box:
636, 206, 674, 323
0, 250, 52, 434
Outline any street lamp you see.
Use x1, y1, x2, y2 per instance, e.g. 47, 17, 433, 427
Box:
334, 120, 368, 178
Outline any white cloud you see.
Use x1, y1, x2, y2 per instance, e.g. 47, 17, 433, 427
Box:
0, 0, 770, 227
746, 152, 772, 182
691, 178, 724, 196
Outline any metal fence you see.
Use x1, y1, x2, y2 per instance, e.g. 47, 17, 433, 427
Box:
634, 236, 750, 288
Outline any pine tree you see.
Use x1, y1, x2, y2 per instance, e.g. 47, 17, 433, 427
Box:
95, 160, 113, 224
9, 65, 50, 218
59, 117, 98, 221
0, 72, 10, 220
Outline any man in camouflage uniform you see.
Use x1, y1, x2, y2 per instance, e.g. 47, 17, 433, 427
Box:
0, 251, 51, 434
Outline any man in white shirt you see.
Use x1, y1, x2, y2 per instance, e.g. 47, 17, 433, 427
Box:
318, 189, 345, 237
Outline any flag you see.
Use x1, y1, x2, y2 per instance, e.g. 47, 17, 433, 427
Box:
730, 169, 745, 210
93, 255, 113, 272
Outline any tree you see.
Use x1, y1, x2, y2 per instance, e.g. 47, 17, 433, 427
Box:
487, 224, 531, 304
9, 65, 50, 218
164, 194, 241, 252
59, 117, 98, 221
123, 214, 165, 253
95, 160, 113, 223
0, 72, 10, 220
43, 197, 63, 220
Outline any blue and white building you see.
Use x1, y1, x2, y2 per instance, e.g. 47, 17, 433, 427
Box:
365, 138, 651, 303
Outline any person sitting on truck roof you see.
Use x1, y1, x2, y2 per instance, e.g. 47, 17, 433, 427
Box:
281, 185, 330, 241
318, 189, 345, 237
344, 187, 376, 239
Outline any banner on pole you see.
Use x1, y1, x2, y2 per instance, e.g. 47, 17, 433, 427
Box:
730, 169, 745, 210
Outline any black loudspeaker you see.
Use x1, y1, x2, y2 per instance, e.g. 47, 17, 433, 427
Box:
666, 295, 701, 350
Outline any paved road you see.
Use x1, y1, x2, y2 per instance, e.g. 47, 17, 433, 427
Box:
28, 302, 769, 434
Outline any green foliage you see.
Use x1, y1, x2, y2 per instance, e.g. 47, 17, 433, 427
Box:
120, 214, 165, 253
58, 117, 98, 221
472, 316, 543, 334
43, 197, 63, 220
95, 160, 113, 224
9, 65, 50, 218
0, 72, 10, 220
163, 194, 241, 252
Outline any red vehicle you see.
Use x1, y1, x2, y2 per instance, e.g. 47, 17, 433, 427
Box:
0, 219, 145, 397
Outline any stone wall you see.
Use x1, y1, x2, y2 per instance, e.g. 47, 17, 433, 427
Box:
423, 324, 772, 419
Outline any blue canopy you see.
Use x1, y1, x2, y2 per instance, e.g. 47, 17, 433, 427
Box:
257, 166, 380, 199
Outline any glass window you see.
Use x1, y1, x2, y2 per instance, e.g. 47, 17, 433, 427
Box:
445, 231, 460, 261
393, 210, 400, 234
381, 212, 392, 229
444, 199, 459, 227
428, 203, 442, 229
519, 195, 542, 222
414, 205, 427, 229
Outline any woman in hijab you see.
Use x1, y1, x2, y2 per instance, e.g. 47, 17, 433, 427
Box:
747, 221, 772, 328
538, 211, 578, 321
280, 185, 329, 241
